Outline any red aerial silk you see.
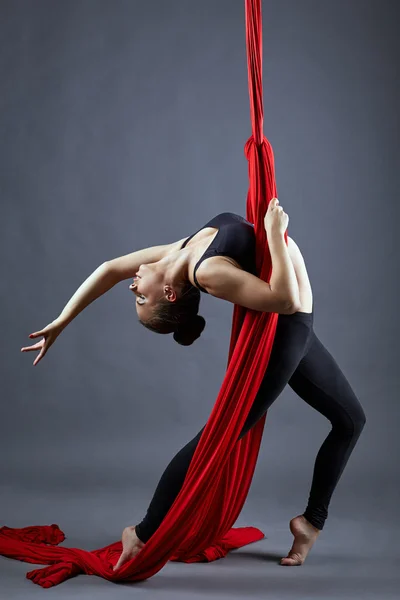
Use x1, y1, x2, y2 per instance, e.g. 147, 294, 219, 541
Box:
0, 0, 288, 587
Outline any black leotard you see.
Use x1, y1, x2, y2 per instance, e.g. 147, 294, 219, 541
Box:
180, 212, 257, 293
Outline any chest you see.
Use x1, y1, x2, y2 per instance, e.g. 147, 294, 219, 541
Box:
195, 231, 298, 273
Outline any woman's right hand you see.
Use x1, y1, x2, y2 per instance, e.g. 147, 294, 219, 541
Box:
264, 197, 289, 237
21, 319, 65, 366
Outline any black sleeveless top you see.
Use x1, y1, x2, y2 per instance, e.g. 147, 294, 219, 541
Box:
180, 212, 257, 294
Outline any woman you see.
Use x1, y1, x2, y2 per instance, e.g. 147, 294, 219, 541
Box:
21, 198, 366, 568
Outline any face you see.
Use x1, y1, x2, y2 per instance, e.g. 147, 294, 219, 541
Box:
129, 263, 177, 322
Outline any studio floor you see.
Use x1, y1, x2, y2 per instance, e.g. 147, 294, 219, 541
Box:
1, 487, 398, 600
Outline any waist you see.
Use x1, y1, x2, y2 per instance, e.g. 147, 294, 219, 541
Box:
278, 307, 314, 323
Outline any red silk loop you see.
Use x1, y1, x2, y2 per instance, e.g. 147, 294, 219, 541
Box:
244, 135, 267, 159
0, 0, 287, 587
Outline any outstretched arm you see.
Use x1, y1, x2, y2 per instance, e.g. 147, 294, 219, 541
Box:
105, 240, 179, 282
55, 262, 117, 329
21, 262, 116, 365
54, 238, 179, 328
21, 240, 182, 365
54, 240, 178, 328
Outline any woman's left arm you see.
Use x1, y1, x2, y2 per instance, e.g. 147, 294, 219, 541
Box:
287, 236, 307, 287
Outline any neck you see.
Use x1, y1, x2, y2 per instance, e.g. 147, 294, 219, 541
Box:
159, 239, 208, 288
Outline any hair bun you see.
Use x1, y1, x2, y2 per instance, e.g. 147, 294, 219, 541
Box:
173, 314, 206, 346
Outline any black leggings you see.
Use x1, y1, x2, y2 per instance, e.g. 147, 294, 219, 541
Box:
135, 309, 366, 543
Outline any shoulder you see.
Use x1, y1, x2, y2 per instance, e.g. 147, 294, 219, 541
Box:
195, 256, 237, 292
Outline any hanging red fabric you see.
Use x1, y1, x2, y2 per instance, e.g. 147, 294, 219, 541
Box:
0, 0, 288, 587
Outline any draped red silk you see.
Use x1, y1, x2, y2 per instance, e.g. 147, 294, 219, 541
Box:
0, 0, 288, 587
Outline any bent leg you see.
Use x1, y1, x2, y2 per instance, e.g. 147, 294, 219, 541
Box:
135, 314, 313, 543
288, 331, 367, 530
238, 315, 314, 439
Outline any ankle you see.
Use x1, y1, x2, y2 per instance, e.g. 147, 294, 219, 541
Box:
124, 525, 145, 547
301, 515, 321, 533
132, 526, 145, 546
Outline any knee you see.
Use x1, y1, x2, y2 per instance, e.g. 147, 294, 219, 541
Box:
333, 400, 366, 438
353, 406, 366, 436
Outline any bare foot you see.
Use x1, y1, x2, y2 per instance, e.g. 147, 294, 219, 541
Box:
280, 515, 321, 566
113, 526, 145, 571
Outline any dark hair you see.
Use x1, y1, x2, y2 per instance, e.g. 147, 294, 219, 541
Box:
138, 280, 206, 345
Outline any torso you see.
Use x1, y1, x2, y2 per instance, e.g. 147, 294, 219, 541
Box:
171, 216, 313, 314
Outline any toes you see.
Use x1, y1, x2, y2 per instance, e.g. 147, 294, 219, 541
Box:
113, 552, 129, 571
280, 558, 302, 566
280, 555, 303, 566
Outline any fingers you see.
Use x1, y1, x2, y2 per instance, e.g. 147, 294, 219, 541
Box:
21, 338, 46, 365
21, 341, 43, 352
33, 345, 47, 366
29, 331, 43, 338
33, 352, 44, 367
267, 198, 279, 211
270, 198, 285, 213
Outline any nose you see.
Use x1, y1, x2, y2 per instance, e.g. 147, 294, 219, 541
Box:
129, 274, 141, 290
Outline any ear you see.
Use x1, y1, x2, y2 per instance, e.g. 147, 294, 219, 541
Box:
164, 285, 177, 302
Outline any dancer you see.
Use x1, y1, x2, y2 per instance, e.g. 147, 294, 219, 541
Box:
21, 198, 366, 568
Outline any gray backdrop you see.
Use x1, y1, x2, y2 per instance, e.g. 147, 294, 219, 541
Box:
1, 1, 399, 598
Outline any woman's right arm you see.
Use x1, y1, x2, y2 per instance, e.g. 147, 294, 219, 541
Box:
54, 262, 117, 329
21, 263, 117, 365
21, 241, 178, 365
